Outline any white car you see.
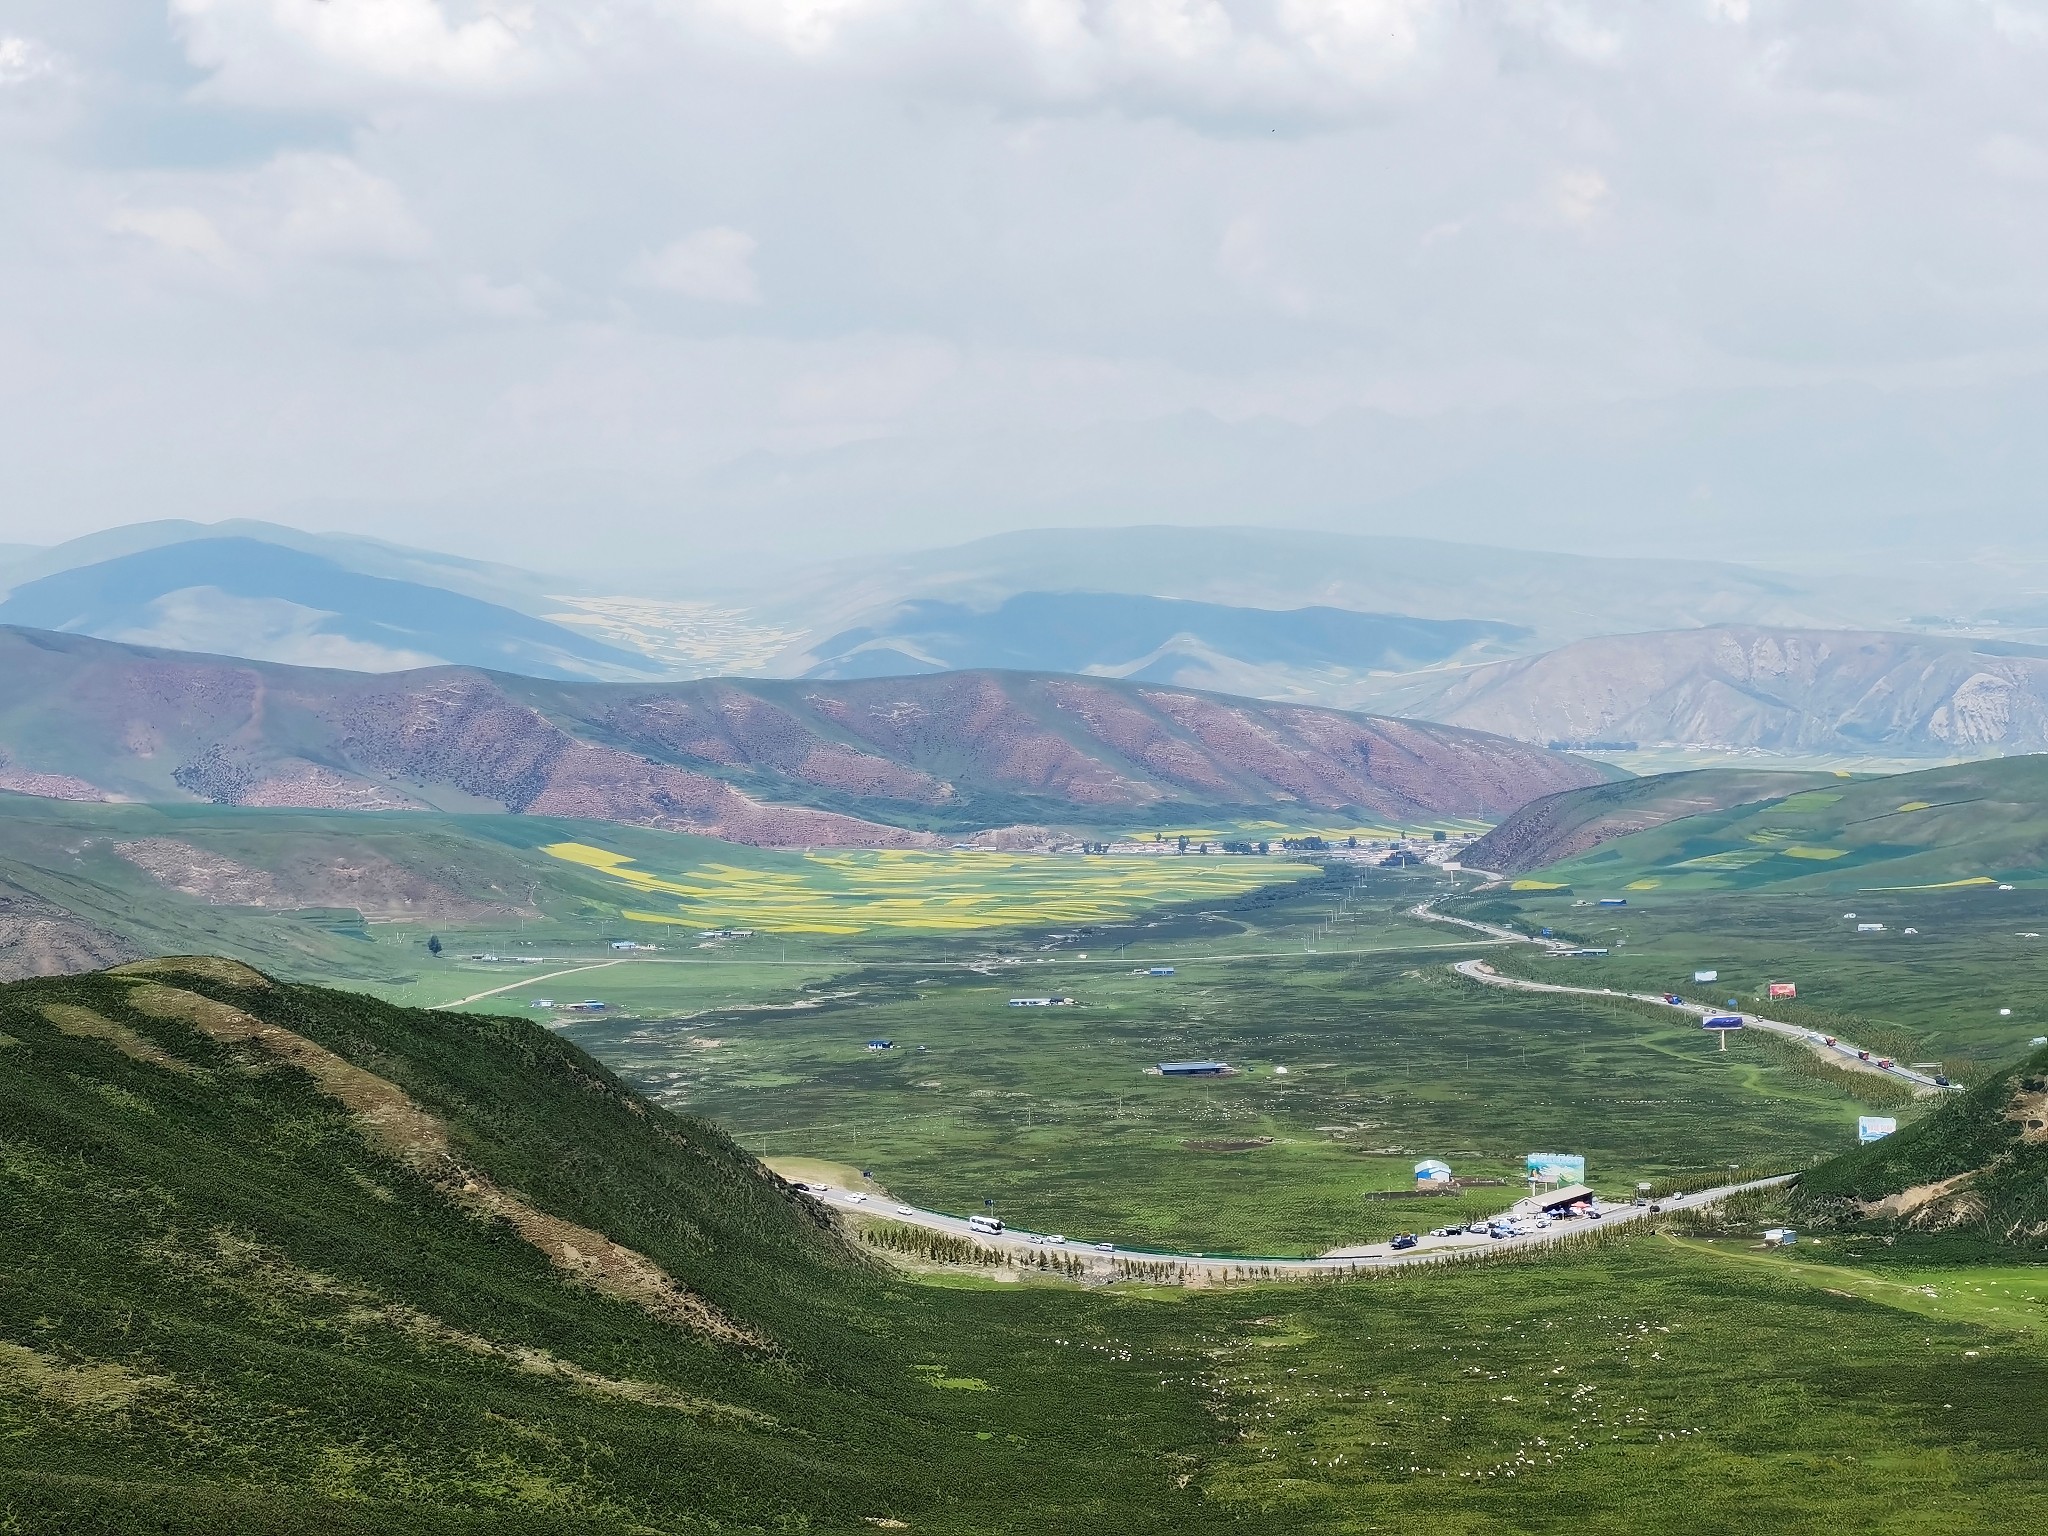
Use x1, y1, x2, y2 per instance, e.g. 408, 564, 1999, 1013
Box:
1046, 1234, 1066, 1244
846, 1192, 868, 1204
1096, 1242, 1114, 1252
895, 1204, 915, 1216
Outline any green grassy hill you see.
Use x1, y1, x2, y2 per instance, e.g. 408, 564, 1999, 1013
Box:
16, 959, 2048, 1530
0, 960, 1223, 1533
1532, 755, 2048, 891
1463, 767, 1835, 874
1794, 1041, 2048, 1253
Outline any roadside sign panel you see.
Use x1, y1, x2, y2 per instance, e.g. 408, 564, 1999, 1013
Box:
1694, 969, 1719, 983
1767, 982, 1797, 1000
1526, 1153, 1586, 1185
1703, 1014, 1744, 1030
1858, 1116, 1898, 1143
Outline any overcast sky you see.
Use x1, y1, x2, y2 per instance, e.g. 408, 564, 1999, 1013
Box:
5, 2, 2048, 575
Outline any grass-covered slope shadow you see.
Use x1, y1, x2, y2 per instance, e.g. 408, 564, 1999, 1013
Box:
0, 963, 1226, 1534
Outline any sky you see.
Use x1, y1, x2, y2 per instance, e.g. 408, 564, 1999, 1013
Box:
5, 1, 2048, 577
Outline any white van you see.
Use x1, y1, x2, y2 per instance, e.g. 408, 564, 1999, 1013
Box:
967, 1214, 1004, 1235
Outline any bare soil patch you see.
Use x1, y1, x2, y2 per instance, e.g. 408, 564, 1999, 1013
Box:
40, 1003, 204, 1076
111, 956, 271, 989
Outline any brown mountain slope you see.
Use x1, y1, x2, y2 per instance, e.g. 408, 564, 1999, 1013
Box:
0, 627, 1604, 841
1388, 627, 2048, 755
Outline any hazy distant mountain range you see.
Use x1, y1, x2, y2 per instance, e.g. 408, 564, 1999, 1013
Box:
0, 627, 1606, 844
794, 591, 1529, 690
1382, 627, 2048, 758
0, 535, 661, 682
10, 520, 2048, 761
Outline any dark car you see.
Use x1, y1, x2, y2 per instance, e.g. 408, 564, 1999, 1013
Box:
1391, 1233, 1420, 1251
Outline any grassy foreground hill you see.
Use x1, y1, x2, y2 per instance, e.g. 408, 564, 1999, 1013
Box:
15, 961, 2048, 1530
0, 959, 1221, 1533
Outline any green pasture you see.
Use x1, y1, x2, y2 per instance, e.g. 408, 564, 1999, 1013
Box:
530, 878, 1904, 1256
1193, 1234, 2048, 1532
10, 965, 2048, 1533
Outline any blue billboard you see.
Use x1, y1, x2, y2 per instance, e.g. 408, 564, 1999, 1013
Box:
1526, 1152, 1586, 1185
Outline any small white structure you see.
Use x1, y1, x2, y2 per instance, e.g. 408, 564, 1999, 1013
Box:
1857, 923, 1885, 933
1694, 969, 1719, 983
1762, 1228, 1797, 1247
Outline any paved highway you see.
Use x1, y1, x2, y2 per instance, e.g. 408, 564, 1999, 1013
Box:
1405, 894, 1948, 1093
802, 1173, 1793, 1280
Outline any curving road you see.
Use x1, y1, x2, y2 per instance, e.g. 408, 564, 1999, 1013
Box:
789, 888, 1885, 1280
1405, 895, 1948, 1093
805, 1173, 1793, 1279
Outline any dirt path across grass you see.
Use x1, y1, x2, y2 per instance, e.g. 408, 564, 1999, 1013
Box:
436, 959, 626, 1009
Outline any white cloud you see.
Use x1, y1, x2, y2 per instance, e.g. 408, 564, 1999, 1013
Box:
171, 0, 540, 101
1276, 0, 1440, 82
0, 34, 59, 85
633, 228, 763, 304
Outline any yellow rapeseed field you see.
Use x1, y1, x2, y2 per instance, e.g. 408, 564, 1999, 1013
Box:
543, 841, 1317, 934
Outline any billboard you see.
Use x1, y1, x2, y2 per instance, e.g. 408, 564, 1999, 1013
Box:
1526, 1152, 1586, 1185
1694, 969, 1719, 983
1768, 983, 1797, 1000
1857, 1116, 1898, 1143
1703, 1014, 1744, 1030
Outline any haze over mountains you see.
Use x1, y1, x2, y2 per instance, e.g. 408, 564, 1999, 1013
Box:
0, 537, 663, 682
9, 520, 2048, 762
1382, 629, 2048, 759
